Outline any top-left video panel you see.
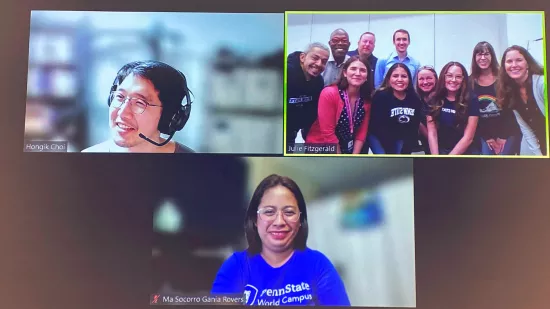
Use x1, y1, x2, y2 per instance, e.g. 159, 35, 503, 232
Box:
24, 11, 284, 154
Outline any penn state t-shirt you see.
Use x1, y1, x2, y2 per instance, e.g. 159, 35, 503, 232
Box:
211, 248, 351, 306
437, 98, 480, 151
369, 90, 422, 149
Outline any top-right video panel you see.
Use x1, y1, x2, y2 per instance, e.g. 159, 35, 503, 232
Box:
284, 11, 548, 158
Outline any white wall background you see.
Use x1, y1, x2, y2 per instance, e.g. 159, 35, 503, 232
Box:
287, 13, 545, 76
307, 176, 416, 307
246, 157, 415, 307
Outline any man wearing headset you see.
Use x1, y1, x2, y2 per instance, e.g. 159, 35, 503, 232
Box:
83, 60, 195, 153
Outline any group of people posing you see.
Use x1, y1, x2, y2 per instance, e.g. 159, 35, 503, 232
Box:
286, 28, 547, 155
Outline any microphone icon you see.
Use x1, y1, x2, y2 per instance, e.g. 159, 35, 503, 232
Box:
152, 294, 160, 304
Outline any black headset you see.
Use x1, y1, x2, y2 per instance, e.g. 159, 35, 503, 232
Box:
107, 68, 192, 136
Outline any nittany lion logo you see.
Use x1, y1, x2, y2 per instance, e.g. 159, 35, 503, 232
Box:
243, 284, 258, 306
398, 115, 410, 123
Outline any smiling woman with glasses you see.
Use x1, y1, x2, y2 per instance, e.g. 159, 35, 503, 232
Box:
469, 42, 522, 156
426, 61, 480, 155
211, 174, 351, 306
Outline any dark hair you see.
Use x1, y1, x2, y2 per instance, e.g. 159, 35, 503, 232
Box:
244, 174, 309, 256
470, 41, 499, 87
376, 63, 417, 99
334, 56, 373, 99
428, 61, 470, 127
497, 45, 544, 109
111, 60, 191, 129
393, 29, 410, 42
415, 66, 438, 101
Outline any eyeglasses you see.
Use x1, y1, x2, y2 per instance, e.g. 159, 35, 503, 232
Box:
444, 74, 464, 81
330, 38, 350, 45
419, 65, 434, 70
257, 208, 301, 223
109, 90, 162, 114
476, 52, 491, 58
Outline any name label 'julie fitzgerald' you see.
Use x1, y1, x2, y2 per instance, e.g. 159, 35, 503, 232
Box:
287, 143, 337, 154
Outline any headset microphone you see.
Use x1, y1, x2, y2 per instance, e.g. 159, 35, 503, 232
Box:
139, 132, 174, 147
108, 62, 192, 148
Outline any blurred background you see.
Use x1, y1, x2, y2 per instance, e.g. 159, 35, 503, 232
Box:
152, 157, 416, 307
24, 11, 284, 153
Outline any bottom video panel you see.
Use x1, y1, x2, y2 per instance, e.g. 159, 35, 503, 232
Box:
151, 157, 415, 307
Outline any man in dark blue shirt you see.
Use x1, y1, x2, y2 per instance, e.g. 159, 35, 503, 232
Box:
348, 32, 378, 91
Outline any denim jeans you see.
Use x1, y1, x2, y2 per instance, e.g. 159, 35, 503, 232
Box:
368, 134, 405, 154
480, 136, 521, 155
439, 145, 480, 155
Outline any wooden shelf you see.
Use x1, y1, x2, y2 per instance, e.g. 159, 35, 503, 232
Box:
28, 63, 78, 70
209, 106, 282, 117
27, 96, 77, 105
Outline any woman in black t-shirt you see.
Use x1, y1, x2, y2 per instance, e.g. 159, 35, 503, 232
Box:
426, 61, 480, 155
415, 65, 438, 154
497, 45, 547, 156
470, 41, 521, 155
368, 63, 422, 154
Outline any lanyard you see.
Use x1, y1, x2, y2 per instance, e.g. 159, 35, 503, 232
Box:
343, 91, 359, 134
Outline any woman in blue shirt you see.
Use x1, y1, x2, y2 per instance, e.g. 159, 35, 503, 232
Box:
211, 174, 351, 306
426, 61, 480, 155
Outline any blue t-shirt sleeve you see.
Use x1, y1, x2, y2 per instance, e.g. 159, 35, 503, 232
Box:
211, 253, 244, 294
374, 58, 386, 89
313, 251, 351, 306
468, 94, 481, 117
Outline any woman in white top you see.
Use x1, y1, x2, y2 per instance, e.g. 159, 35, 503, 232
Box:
497, 45, 546, 156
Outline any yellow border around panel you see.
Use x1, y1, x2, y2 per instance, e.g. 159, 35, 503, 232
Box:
285, 11, 545, 14
283, 154, 545, 158
283, 12, 288, 156
282, 10, 549, 159
542, 11, 549, 156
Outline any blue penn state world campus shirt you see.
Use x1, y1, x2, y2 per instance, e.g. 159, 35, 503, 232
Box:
211, 247, 351, 306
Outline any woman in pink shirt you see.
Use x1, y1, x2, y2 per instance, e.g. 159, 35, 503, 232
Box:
306, 56, 372, 154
